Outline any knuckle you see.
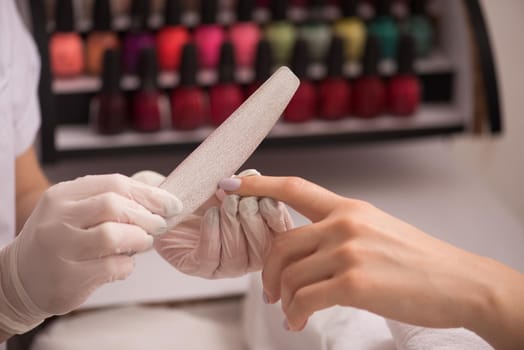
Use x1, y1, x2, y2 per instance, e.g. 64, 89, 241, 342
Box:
99, 224, 119, 251
339, 269, 366, 294
334, 242, 358, 265
105, 173, 129, 192
101, 192, 123, 215
280, 267, 296, 289
282, 177, 308, 195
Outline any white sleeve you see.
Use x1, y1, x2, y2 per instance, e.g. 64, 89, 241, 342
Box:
10, 1, 41, 157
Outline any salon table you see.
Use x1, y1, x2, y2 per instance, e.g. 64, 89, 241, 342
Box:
36, 138, 524, 349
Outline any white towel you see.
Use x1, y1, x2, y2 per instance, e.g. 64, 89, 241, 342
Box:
387, 320, 494, 350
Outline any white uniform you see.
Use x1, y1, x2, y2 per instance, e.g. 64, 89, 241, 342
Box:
0, 0, 41, 248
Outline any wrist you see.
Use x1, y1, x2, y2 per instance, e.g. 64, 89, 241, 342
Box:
463, 256, 524, 349
0, 242, 48, 335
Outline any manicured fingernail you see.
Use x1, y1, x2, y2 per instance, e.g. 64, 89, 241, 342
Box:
262, 292, 269, 304
153, 219, 168, 236
164, 195, 183, 217
219, 178, 241, 191
283, 319, 290, 331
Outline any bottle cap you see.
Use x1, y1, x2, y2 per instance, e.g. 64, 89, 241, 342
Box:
201, 0, 218, 24
55, 0, 75, 32
130, 0, 150, 30
375, 0, 392, 16
271, 0, 288, 21
218, 41, 236, 83
411, 0, 427, 15
101, 49, 122, 93
362, 35, 381, 75
179, 43, 199, 86
237, 0, 255, 22
290, 38, 310, 79
92, 0, 112, 31
138, 48, 158, 91
397, 34, 415, 74
254, 39, 273, 82
342, 0, 359, 18
165, 0, 183, 26
326, 35, 345, 77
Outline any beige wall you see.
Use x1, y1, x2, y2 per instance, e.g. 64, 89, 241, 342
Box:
451, 0, 524, 225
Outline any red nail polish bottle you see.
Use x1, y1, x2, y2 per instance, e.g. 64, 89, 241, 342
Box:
50, 0, 85, 78
209, 42, 244, 126
132, 48, 164, 132
171, 43, 209, 130
91, 49, 128, 134
319, 35, 351, 120
353, 35, 386, 118
284, 39, 318, 123
156, 0, 191, 71
194, 0, 226, 69
246, 39, 273, 97
387, 34, 421, 116
230, 0, 261, 68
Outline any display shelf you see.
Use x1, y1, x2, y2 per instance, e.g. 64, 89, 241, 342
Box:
55, 104, 464, 155
52, 51, 453, 94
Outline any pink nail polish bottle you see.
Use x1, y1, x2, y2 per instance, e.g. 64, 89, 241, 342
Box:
229, 0, 261, 68
194, 0, 226, 69
50, 0, 85, 78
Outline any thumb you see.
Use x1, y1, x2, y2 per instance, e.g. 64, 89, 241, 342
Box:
131, 170, 166, 187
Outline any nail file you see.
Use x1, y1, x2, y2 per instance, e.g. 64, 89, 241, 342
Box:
160, 67, 300, 229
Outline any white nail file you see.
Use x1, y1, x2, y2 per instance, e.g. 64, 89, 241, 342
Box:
160, 67, 300, 229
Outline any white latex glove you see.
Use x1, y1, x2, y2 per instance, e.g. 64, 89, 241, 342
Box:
132, 170, 293, 279
0, 174, 182, 335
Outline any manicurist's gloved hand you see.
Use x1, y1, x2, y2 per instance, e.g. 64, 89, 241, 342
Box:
0, 174, 182, 335
132, 170, 293, 279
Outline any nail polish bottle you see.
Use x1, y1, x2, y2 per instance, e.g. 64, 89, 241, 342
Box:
368, 0, 399, 59
194, 0, 226, 69
132, 48, 164, 132
229, 0, 261, 68
91, 49, 127, 134
387, 35, 421, 116
353, 35, 386, 118
86, 0, 120, 76
298, 0, 331, 62
265, 0, 297, 65
210, 42, 244, 126
156, 0, 191, 71
122, 0, 155, 73
246, 39, 273, 97
50, 0, 85, 78
284, 39, 317, 123
171, 43, 209, 130
333, 0, 367, 62
405, 0, 433, 57
319, 35, 351, 120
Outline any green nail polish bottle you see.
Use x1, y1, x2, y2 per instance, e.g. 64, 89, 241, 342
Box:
368, 0, 399, 59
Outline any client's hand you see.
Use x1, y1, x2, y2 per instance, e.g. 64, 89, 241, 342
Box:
133, 170, 293, 279
219, 175, 524, 350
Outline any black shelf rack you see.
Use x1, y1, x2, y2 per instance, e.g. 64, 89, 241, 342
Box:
27, 0, 502, 164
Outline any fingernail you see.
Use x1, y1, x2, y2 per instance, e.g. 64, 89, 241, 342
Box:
153, 220, 168, 236
219, 178, 241, 191
262, 292, 269, 304
283, 319, 290, 331
164, 195, 183, 217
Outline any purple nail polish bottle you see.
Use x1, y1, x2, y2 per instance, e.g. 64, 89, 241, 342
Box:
122, 0, 155, 73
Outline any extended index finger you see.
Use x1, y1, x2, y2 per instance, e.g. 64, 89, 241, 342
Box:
219, 176, 341, 222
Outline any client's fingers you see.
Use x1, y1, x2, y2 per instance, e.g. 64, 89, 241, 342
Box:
263, 223, 323, 302
220, 176, 341, 222
284, 278, 340, 331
